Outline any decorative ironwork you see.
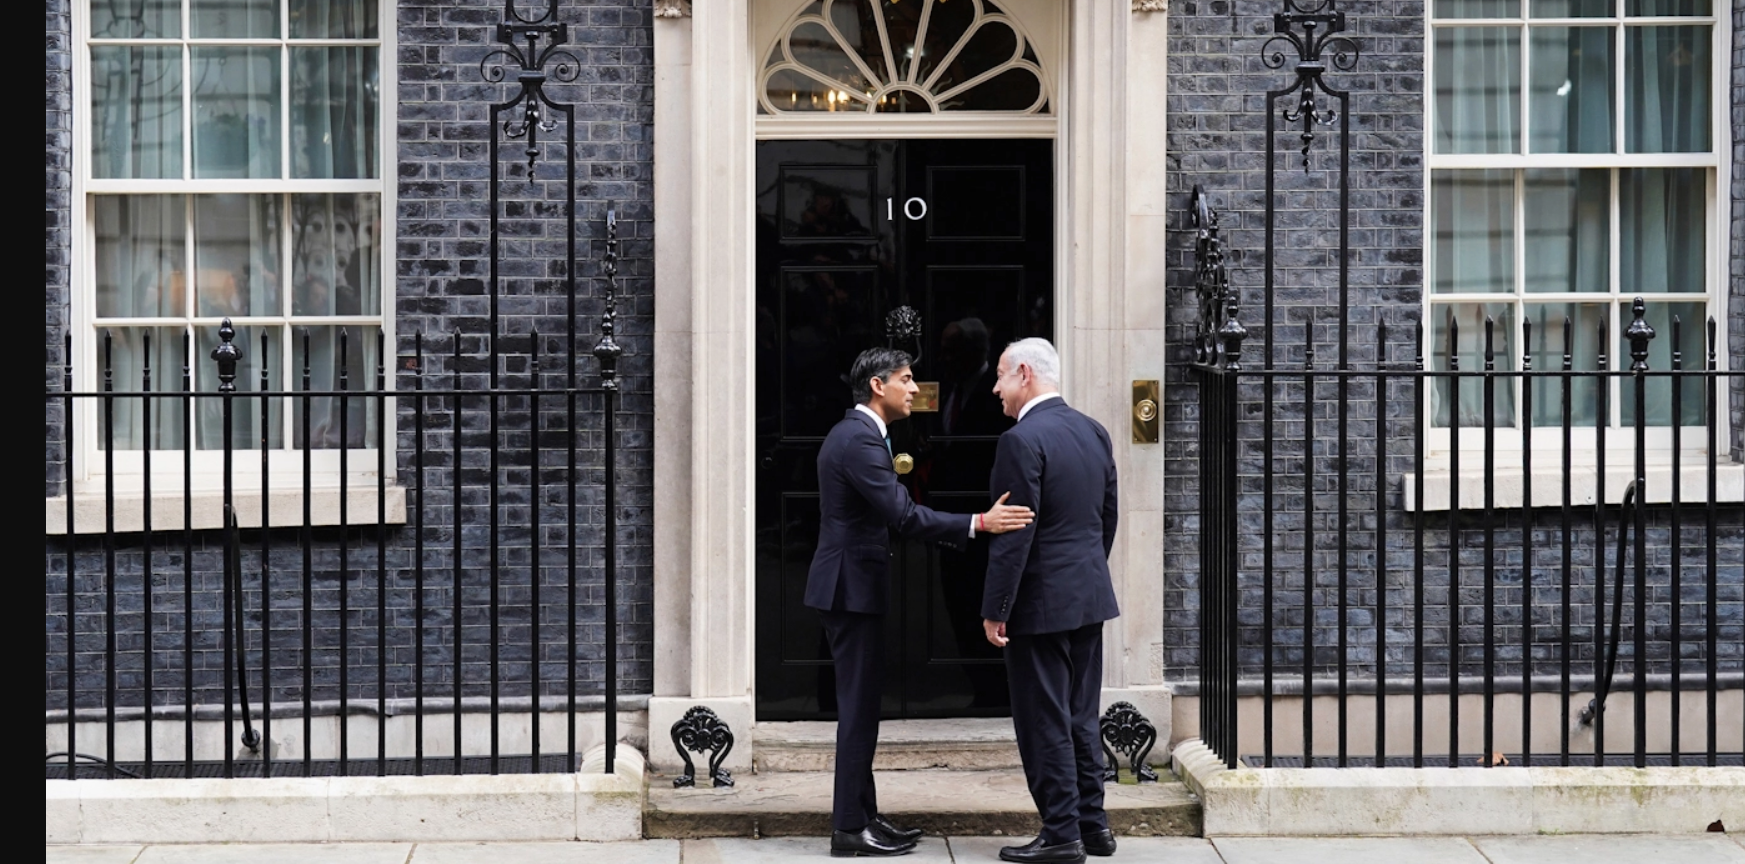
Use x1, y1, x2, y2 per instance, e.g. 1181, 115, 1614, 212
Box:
1261, 0, 1359, 172
1625, 297, 1656, 373
481, 0, 581, 176
1100, 701, 1159, 783
886, 305, 924, 365
1191, 187, 1244, 371
671, 706, 736, 788
595, 207, 624, 389
210, 319, 241, 391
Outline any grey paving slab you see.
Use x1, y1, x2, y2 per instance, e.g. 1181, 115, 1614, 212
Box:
133, 844, 413, 864
1212, 837, 1489, 864
1472, 835, 1745, 864
949, 835, 1224, 863
410, 841, 681, 864
45, 848, 145, 864
682, 836, 955, 863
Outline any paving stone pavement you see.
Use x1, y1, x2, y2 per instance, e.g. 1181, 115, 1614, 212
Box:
45, 834, 1745, 863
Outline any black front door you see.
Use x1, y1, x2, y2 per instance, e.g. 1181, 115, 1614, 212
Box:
754, 138, 1054, 721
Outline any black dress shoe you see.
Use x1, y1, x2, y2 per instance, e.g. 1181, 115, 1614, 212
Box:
871, 814, 924, 843
831, 826, 917, 858
1082, 828, 1117, 857
998, 838, 1086, 863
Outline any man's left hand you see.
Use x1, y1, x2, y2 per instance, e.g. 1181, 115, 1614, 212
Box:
983, 618, 1008, 647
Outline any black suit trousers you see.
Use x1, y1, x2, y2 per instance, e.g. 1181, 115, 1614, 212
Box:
820, 608, 882, 832
1006, 622, 1109, 844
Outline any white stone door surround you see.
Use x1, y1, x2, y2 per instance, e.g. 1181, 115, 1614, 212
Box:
648, 0, 1173, 772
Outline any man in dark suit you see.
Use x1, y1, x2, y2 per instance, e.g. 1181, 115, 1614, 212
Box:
806, 346, 1035, 858
981, 337, 1121, 864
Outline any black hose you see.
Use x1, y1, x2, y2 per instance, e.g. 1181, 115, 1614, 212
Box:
1579, 480, 1636, 728
224, 505, 261, 752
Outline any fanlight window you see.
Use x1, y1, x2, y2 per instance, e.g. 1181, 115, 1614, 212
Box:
760, 0, 1049, 115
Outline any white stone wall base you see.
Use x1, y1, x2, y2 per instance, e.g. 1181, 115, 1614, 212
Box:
46, 744, 646, 845
646, 697, 754, 775
1173, 739, 1745, 836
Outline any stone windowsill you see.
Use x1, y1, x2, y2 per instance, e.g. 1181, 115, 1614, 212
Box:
46, 484, 409, 535
1403, 461, 1745, 512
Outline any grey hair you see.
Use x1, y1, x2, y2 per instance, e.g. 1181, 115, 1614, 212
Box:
1002, 337, 1060, 387
850, 346, 913, 405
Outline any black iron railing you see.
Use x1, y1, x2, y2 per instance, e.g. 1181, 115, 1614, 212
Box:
47, 316, 631, 780
1192, 299, 1744, 770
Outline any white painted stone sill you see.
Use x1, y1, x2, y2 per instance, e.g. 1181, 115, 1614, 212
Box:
1403, 461, 1745, 511
46, 484, 409, 535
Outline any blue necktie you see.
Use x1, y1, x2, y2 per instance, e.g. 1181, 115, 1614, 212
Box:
884, 436, 893, 456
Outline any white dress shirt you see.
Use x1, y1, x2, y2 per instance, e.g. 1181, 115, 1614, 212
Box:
1016, 391, 1061, 422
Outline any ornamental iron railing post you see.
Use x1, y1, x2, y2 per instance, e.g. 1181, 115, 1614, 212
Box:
597, 206, 624, 774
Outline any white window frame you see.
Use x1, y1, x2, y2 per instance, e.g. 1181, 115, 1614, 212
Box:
59, 0, 399, 531
1418, 1, 1739, 508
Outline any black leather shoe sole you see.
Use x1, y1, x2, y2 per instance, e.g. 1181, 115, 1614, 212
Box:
831, 847, 915, 859
998, 842, 1087, 864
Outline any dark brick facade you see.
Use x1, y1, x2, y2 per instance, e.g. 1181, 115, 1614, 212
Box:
46, 0, 656, 712
47, 0, 69, 498
1162, 1, 1745, 686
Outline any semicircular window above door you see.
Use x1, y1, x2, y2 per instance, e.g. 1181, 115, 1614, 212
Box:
759, 0, 1050, 115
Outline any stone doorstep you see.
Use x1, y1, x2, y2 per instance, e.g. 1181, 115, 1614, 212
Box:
642, 767, 1202, 839
753, 719, 1027, 772
1172, 739, 1745, 837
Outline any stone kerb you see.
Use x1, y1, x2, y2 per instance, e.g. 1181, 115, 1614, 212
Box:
46, 743, 647, 845
1172, 739, 1745, 836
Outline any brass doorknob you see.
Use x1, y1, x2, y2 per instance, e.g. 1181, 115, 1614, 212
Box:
1134, 398, 1158, 423
893, 453, 914, 474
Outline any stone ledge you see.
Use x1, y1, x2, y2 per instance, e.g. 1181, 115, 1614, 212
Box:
1172, 738, 1745, 836
44, 744, 646, 845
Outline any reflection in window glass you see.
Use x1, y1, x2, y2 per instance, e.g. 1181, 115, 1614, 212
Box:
1432, 170, 1514, 294
194, 195, 283, 318
292, 194, 382, 315
91, 0, 181, 37
92, 47, 183, 179
289, 0, 378, 38
96, 327, 190, 451
1435, 28, 1521, 153
1625, 26, 1710, 153
1431, 303, 1517, 428
1528, 26, 1612, 153
293, 326, 381, 449
95, 196, 186, 319
194, 324, 284, 450
1620, 302, 1706, 426
1523, 303, 1604, 426
192, 47, 282, 179
1523, 169, 1608, 294
291, 47, 380, 179
1621, 168, 1704, 294
191, 0, 280, 38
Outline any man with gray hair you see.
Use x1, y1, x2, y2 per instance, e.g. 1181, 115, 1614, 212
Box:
805, 345, 1035, 858
981, 337, 1121, 864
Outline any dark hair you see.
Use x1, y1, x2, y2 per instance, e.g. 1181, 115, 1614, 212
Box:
850, 347, 913, 405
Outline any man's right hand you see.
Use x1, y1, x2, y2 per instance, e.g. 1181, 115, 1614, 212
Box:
980, 491, 1034, 534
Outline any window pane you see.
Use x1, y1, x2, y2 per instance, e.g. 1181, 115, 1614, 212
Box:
96, 327, 190, 451
194, 325, 284, 450
194, 195, 283, 317
1621, 168, 1704, 294
1625, 26, 1711, 153
191, 0, 280, 38
1626, 0, 1710, 14
1528, 27, 1613, 153
1620, 302, 1706, 426
293, 325, 381, 450
90, 0, 180, 37
92, 47, 184, 180
1524, 303, 1604, 426
1434, 0, 1521, 16
192, 47, 282, 179
1430, 303, 1517, 428
289, 0, 378, 38
1530, 0, 1612, 15
1524, 168, 1608, 293
291, 47, 380, 179
1432, 170, 1515, 294
787, 21, 876, 96
292, 193, 381, 316
95, 195, 187, 319
1434, 28, 1521, 154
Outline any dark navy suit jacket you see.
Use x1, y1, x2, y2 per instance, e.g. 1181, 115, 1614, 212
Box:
980, 397, 1120, 635
804, 408, 971, 615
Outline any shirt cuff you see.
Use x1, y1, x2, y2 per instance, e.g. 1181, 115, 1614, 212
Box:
968, 515, 977, 538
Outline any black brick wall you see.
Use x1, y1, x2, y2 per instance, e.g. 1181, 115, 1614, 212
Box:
45, 0, 656, 713
47, 0, 69, 498
1162, 1, 1745, 686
